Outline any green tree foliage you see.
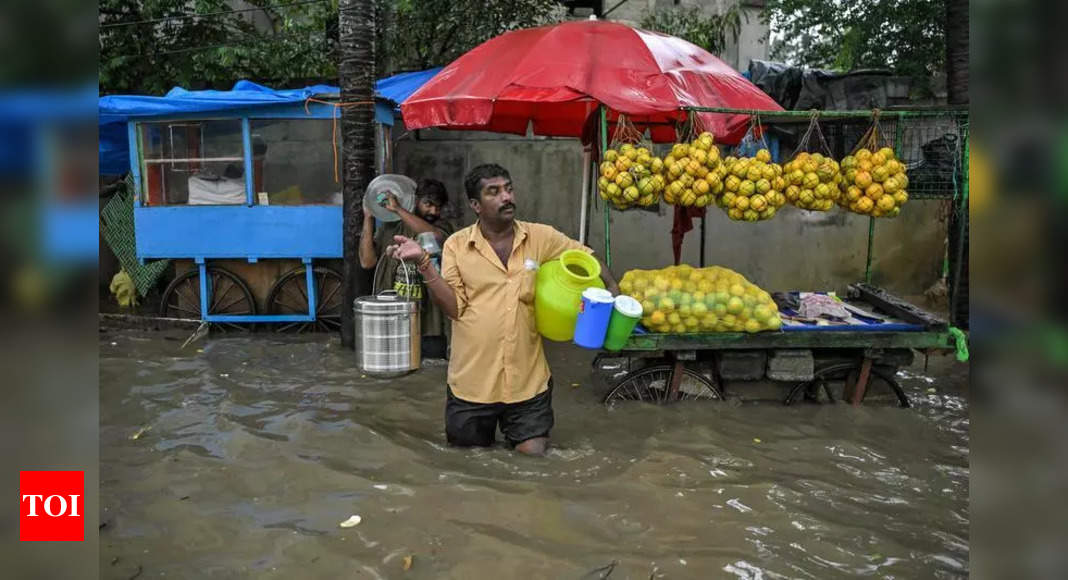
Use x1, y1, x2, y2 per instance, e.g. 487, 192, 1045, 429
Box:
384, 0, 564, 72
100, 0, 338, 95
99, 0, 565, 95
763, 0, 946, 81
639, 5, 742, 56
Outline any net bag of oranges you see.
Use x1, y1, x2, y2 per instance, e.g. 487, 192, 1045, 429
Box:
837, 111, 910, 217
597, 116, 666, 210
782, 112, 841, 212
716, 117, 787, 221
660, 114, 725, 209
619, 264, 783, 334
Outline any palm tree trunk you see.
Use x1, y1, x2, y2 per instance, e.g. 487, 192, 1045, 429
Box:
339, 0, 376, 348
945, 0, 968, 105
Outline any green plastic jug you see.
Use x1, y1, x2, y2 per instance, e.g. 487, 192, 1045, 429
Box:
535, 250, 605, 341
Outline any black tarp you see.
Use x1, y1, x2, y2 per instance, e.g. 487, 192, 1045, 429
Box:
747, 60, 910, 111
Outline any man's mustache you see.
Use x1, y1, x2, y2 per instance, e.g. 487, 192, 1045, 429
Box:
499, 203, 515, 213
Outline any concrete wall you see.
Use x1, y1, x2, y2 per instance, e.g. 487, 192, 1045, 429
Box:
394, 131, 946, 297
393, 132, 587, 236
731, 3, 769, 73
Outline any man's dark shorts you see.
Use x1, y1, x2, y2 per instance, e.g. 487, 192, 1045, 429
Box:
445, 381, 554, 447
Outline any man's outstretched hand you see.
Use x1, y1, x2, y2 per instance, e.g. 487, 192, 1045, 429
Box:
383, 191, 402, 213
386, 235, 425, 262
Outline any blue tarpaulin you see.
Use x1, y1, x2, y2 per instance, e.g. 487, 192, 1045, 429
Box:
99, 70, 441, 175
375, 68, 441, 111
98, 80, 340, 124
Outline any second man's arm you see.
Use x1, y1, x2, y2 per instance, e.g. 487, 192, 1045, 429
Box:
386, 193, 447, 245
358, 211, 378, 269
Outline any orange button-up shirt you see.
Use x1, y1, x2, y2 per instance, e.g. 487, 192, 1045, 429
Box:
441, 220, 592, 404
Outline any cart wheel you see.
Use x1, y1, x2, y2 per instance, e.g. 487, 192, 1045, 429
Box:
159, 266, 256, 332
266, 266, 344, 333
783, 362, 910, 408
603, 364, 723, 405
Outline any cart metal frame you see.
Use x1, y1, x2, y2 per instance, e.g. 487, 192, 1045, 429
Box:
127, 102, 342, 325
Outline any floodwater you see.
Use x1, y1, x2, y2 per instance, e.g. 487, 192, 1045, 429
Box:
100, 330, 968, 579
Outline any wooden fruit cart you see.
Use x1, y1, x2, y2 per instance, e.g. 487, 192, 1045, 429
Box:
593, 106, 970, 407
599, 283, 963, 407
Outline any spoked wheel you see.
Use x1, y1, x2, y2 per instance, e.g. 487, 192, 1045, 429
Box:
159, 266, 256, 332
266, 266, 344, 333
603, 364, 723, 405
783, 362, 910, 407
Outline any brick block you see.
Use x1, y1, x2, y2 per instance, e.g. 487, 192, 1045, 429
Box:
716, 350, 767, 381
766, 349, 815, 382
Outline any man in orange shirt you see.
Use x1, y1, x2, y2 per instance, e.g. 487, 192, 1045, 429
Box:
387, 164, 618, 455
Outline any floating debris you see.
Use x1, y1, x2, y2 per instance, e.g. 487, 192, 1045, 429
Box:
726, 498, 752, 513
753, 438, 762, 444
402, 555, 413, 571
130, 426, 150, 440
571, 382, 581, 388
339, 515, 362, 528
181, 321, 210, 350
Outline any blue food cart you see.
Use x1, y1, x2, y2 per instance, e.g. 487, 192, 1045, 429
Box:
99, 72, 439, 331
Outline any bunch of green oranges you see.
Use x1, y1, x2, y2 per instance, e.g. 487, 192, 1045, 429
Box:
598, 144, 666, 210
838, 147, 910, 217
782, 152, 841, 211
717, 148, 788, 222
661, 132, 723, 208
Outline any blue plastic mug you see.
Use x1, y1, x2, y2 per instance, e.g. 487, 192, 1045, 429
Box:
573, 288, 615, 349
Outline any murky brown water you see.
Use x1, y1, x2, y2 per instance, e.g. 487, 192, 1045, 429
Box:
100, 330, 968, 579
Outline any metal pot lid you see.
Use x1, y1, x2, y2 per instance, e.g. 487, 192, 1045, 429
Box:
364, 174, 416, 223
354, 294, 419, 314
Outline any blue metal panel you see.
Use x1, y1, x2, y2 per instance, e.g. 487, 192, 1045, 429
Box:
304, 259, 317, 317
128, 121, 142, 206
241, 117, 254, 205
375, 102, 394, 126
205, 314, 317, 323
198, 262, 210, 319
134, 205, 343, 259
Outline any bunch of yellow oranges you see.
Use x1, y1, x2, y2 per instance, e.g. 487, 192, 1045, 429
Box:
781, 152, 841, 211
838, 147, 910, 217
717, 148, 788, 221
598, 144, 665, 210
661, 132, 724, 208
619, 264, 783, 334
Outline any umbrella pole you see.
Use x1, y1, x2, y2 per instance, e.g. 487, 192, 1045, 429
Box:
599, 105, 611, 267
579, 149, 590, 245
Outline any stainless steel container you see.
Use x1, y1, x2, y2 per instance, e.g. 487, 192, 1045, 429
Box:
354, 292, 421, 376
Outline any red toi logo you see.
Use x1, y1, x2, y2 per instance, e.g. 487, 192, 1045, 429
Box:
20, 471, 84, 541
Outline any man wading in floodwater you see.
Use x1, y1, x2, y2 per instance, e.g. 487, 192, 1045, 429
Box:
387, 164, 618, 455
